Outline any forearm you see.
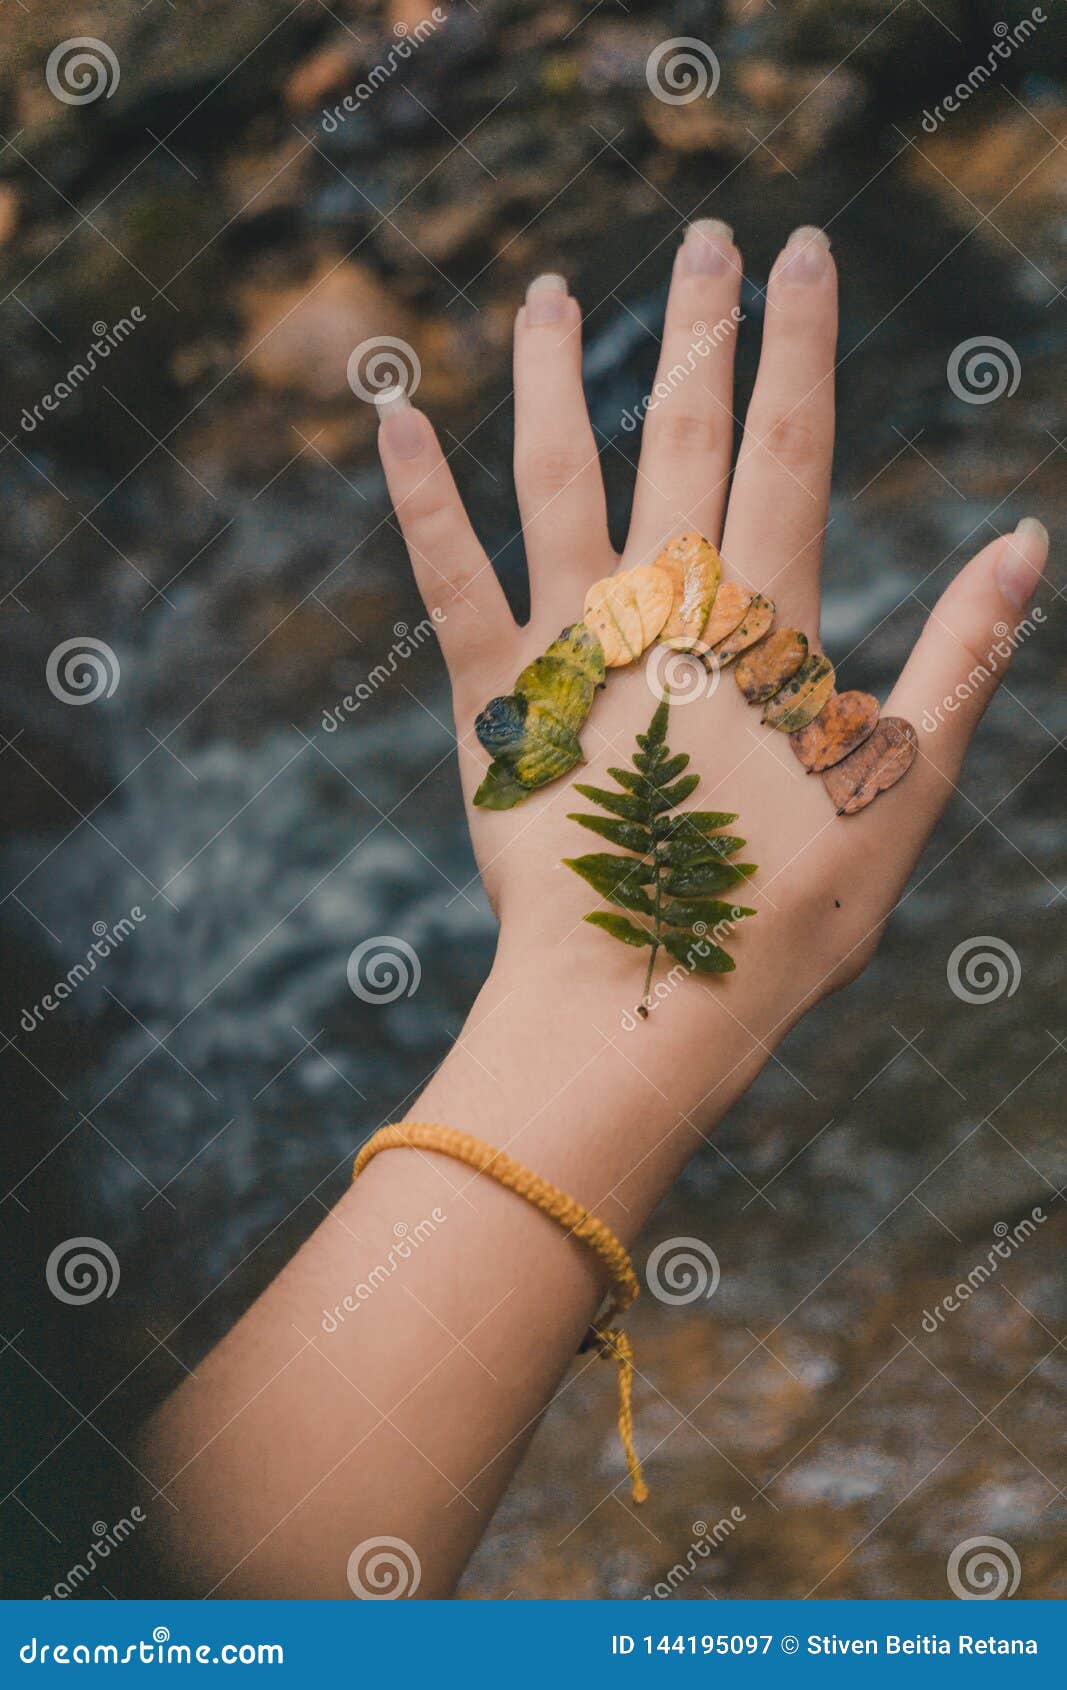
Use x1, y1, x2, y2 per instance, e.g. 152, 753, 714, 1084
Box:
143, 940, 796, 1598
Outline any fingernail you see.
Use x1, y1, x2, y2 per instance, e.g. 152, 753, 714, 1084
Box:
996, 517, 1049, 610
525, 273, 568, 326
777, 225, 831, 286
680, 219, 734, 277
376, 387, 426, 460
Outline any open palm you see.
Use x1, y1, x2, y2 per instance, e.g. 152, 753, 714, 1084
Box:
378, 223, 1047, 1028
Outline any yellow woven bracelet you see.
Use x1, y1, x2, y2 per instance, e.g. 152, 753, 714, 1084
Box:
351, 1122, 649, 1504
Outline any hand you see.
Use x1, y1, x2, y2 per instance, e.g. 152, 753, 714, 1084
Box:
378, 223, 1048, 1039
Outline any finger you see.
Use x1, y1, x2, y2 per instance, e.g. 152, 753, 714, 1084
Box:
721, 226, 837, 627
378, 391, 515, 677
871, 519, 1050, 875
513, 274, 614, 622
625, 221, 742, 564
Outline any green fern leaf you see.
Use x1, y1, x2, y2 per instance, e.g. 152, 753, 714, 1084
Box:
564, 692, 757, 1014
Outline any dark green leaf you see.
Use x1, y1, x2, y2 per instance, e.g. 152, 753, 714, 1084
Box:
658, 833, 747, 868
665, 810, 738, 833
584, 911, 653, 948
473, 759, 530, 810
655, 752, 690, 784
572, 783, 647, 823
607, 766, 652, 796
662, 930, 736, 973
645, 697, 670, 747
661, 898, 756, 929
652, 773, 700, 812
563, 853, 656, 913
567, 813, 652, 852
663, 861, 757, 896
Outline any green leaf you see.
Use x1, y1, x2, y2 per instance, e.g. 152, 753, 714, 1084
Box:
661, 898, 756, 930
662, 930, 736, 973
607, 767, 652, 796
658, 832, 747, 868
572, 783, 647, 823
563, 853, 656, 914
473, 759, 531, 810
646, 696, 670, 747
655, 752, 690, 784
568, 813, 652, 852
652, 773, 700, 812
584, 911, 653, 948
665, 810, 739, 833
663, 861, 757, 896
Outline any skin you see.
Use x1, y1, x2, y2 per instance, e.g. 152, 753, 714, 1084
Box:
143, 224, 1049, 1598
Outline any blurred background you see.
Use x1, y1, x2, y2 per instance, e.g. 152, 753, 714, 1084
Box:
1, 0, 1065, 1600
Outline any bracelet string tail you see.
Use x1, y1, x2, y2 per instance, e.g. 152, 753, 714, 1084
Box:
351, 1122, 649, 1505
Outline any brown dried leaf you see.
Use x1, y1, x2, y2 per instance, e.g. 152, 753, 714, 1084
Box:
734, 627, 808, 702
761, 652, 835, 731
822, 717, 918, 815
655, 531, 722, 646
698, 579, 751, 648
626, 565, 675, 648
713, 593, 775, 666
789, 690, 879, 773
583, 575, 645, 667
